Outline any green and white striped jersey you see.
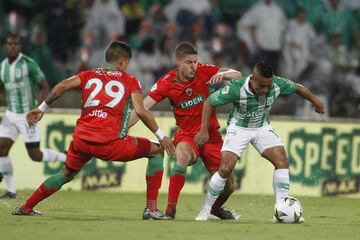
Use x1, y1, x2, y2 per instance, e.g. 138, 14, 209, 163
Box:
209, 75, 297, 128
0, 53, 45, 113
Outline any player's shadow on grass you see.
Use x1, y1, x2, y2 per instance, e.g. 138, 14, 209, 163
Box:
46, 215, 138, 222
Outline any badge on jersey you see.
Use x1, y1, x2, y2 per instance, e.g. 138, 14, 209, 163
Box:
150, 83, 157, 92
221, 86, 230, 94
15, 68, 22, 78
185, 87, 193, 97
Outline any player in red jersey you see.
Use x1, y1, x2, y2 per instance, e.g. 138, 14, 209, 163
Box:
11, 41, 175, 218
129, 42, 242, 220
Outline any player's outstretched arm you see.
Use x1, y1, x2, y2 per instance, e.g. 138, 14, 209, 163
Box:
128, 95, 158, 129
131, 92, 175, 157
295, 83, 325, 114
194, 98, 213, 148
207, 68, 242, 84
36, 80, 50, 103
27, 75, 81, 125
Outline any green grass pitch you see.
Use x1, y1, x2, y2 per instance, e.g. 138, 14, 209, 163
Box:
0, 191, 359, 240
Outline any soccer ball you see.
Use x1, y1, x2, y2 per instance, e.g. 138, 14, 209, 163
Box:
273, 196, 303, 223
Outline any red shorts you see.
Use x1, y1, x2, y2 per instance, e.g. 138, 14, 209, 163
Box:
173, 130, 223, 171
65, 135, 151, 172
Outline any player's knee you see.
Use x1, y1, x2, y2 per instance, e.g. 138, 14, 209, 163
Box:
156, 145, 164, 155
149, 142, 163, 156
176, 151, 193, 166
62, 170, 77, 183
275, 157, 289, 169
63, 175, 74, 183
29, 153, 42, 162
219, 164, 232, 178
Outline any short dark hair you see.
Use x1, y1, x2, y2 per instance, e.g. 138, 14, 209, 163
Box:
175, 42, 197, 59
105, 41, 132, 62
4, 33, 21, 45
254, 61, 273, 78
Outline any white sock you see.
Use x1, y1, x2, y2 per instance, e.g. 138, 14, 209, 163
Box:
0, 156, 16, 193
41, 149, 67, 163
202, 172, 227, 211
273, 169, 289, 204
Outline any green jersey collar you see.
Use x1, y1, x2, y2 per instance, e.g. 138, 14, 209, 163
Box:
245, 76, 254, 95
105, 65, 120, 70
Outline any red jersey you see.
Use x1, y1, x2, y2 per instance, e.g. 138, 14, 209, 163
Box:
74, 66, 142, 143
149, 63, 220, 135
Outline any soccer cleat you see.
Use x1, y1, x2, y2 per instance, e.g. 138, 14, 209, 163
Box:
195, 208, 211, 221
142, 208, 165, 220
0, 191, 17, 199
211, 208, 240, 220
0, 172, 3, 182
12, 207, 42, 216
162, 214, 175, 220
162, 209, 176, 220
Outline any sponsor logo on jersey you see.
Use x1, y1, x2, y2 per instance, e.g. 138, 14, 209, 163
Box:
94, 68, 107, 75
107, 71, 122, 77
5, 81, 25, 89
179, 94, 205, 109
88, 109, 108, 118
185, 87, 193, 97
240, 107, 269, 118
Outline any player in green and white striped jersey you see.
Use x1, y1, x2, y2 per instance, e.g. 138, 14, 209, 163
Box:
0, 34, 66, 199
195, 61, 324, 221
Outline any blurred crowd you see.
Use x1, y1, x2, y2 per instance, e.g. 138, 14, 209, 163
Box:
0, 0, 360, 118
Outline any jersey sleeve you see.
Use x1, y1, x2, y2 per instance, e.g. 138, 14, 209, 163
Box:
209, 80, 239, 107
198, 63, 220, 82
128, 75, 142, 94
148, 78, 167, 102
274, 76, 297, 95
76, 71, 91, 89
28, 60, 46, 83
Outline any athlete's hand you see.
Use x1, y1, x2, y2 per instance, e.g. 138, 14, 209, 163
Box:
194, 130, 209, 149
160, 136, 175, 158
206, 72, 224, 85
313, 99, 325, 114
26, 108, 45, 125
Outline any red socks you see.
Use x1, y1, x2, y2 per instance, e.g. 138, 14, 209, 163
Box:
22, 183, 58, 211
166, 165, 186, 215
146, 170, 163, 211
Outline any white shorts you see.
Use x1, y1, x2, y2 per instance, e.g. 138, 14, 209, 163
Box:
0, 110, 41, 143
221, 123, 283, 158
